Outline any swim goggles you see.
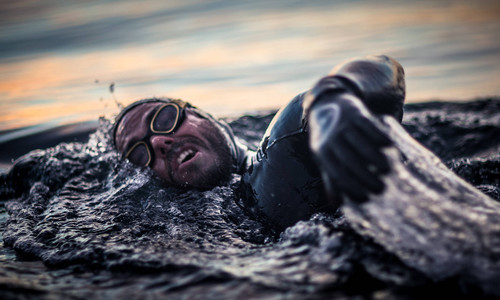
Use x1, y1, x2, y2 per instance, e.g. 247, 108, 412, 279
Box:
124, 100, 190, 167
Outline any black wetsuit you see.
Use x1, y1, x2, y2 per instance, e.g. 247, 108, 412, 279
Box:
240, 92, 332, 229
239, 55, 406, 230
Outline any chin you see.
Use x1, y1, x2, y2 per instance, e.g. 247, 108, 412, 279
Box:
182, 170, 231, 189
178, 162, 232, 189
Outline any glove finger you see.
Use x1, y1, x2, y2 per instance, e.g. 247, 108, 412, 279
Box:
333, 136, 385, 194
320, 147, 369, 203
354, 117, 393, 147
342, 127, 391, 174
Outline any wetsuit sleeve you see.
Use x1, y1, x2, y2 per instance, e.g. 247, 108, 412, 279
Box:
304, 55, 406, 204
302, 55, 405, 123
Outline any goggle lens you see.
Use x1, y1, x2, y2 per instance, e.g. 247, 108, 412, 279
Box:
126, 142, 151, 167
152, 104, 180, 133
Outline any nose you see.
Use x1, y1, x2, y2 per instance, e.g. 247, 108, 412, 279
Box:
150, 135, 175, 159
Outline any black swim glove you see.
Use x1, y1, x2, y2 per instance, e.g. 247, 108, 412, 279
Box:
308, 91, 393, 204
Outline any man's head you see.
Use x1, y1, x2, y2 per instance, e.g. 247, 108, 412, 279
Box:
113, 98, 242, 189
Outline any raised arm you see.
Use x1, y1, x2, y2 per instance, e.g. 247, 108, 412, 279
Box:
303, 55, 406, 204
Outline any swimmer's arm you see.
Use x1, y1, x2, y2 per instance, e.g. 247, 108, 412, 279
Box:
302, 55, 404, 205
307, 91, 393, 205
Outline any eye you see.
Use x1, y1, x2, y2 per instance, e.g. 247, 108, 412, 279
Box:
152, 104, 179, 132
126, 143, 151, 166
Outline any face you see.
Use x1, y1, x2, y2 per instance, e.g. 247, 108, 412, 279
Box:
115, 102, 233, 189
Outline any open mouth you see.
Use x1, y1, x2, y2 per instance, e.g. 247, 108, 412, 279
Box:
177, 149, 197, 165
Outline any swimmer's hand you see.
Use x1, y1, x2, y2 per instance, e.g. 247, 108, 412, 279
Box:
308, 91, 392, 204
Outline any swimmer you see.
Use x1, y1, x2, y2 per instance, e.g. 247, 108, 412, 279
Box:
113, 55, 405, 229
112, 54, 500, 277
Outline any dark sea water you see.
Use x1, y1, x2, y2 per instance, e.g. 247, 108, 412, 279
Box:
1, 98, 500, 299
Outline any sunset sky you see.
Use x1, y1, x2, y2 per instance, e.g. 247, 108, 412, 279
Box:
1, 0, 499, 131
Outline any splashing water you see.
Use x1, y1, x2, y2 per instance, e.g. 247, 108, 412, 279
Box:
1, 99, 500, 298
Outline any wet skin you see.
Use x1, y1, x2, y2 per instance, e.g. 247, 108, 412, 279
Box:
115, 103, 232, 188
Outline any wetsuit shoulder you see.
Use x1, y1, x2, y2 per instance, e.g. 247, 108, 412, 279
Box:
240, 92, 332, 230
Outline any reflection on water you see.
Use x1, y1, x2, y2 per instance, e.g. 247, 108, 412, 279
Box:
0, 0, 499, 131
